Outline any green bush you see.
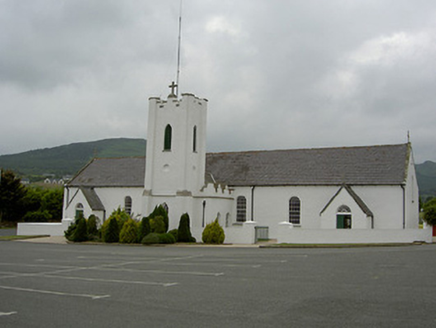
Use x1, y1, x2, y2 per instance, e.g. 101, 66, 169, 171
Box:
141, 232, 161, 245
150, 215, 166, 233
64, 222, 77, 241
23, 210, 52, 222
119, 219, 139, 244
87, 215, 99, 236
178, 213, 195, 242
141, 232, 176, 245
423, 203, 436, 226
149, 205, 169, 232
202, 219, 225, 244
168, 229, 178, 242
71, 217, 88, 242
106, 208, 130, 232
138, 216, 151, 241
159, 232, 176, 244
102, 216, 120, 243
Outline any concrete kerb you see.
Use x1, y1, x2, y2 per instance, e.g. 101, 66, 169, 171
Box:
12, 235, 430, 248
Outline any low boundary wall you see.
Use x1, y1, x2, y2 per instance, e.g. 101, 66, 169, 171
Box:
277, 224, 432, 244
17, 219, 73, 237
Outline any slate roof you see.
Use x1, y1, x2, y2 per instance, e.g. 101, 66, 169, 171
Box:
206, 144, 410, 186
80, 187, 105, 211
67, 144, 410, 188
68, 157, 145, 187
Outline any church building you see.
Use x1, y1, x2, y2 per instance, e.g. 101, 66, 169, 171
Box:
62, 87, 430, 244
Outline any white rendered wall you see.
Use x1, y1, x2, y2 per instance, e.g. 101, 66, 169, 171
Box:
233, 184, 409, 240
17, 219, 73, 237
277, 226, 432, 244
63, 187, 143, 222
144, 94, 207, 197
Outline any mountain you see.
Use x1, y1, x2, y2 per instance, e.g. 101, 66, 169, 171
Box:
0, 138, 146, 180
1, 138, 435, 198
415, 161, 436, 200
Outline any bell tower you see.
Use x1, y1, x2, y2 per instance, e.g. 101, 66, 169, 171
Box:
143, 83, 208, 224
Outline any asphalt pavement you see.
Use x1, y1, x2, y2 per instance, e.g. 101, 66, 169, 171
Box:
0, 241, 435, 327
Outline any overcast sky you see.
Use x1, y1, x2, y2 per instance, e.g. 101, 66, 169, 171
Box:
1, 0, 435, 163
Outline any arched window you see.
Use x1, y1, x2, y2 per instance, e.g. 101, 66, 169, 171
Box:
289, 197, 301, 224
337, 205, 351, 213
236, 196, 247, 222
164, 124, 172, 151
193, 126, 197, 152
124, 196, 132, 216
225, 213, 230, 227
75, 203, 84, 219
162, 202, 169, 216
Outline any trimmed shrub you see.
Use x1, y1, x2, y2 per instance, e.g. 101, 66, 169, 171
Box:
71, 217, 88, 242
149, 205, 169, 232
141, 232, 161, 245
159, 233, 176, 244
119, 219, 139, 244
113, 208, 130, 231
168, 229, 178, 242
64, 222, 77, 241
178, 213, 195, 242
102, 216, 119, 243
202, 219, 225, 244
139, 216, 151, 241
87, 215, 99, 236
150, 215, 166, 233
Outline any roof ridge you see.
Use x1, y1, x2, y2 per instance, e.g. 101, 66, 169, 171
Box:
206, 143, 408, 156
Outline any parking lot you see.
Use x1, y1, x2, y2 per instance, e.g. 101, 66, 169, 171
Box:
0, 241, 435, 327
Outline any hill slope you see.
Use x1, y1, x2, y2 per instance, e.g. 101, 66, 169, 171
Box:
1, 139, 435, 198
0, 138, 146, 179
415, 161, 436, 199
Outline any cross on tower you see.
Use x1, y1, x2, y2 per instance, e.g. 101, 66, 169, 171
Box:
168, 81, 177, 98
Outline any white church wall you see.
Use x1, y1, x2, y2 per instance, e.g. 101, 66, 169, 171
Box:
63, 187, 92, 219
250, 185, 340, 239
96, 187, 144, 219
353, 185, 404, 229
404, 153, 420, 229
145, 95, 207, 196
319, 187, 372, 229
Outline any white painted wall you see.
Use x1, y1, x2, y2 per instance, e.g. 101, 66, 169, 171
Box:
63, 186, 143, 222
277, 225, 432, 244
17, 219, 73, 236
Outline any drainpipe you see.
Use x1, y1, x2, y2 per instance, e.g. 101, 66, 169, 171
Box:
202, 200, 206, 227
251, 186, 255, 221
401, 184, 406, 229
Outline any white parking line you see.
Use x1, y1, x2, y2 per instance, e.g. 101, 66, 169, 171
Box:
42, 274, 178, 287
0, 285, 110, 300
0, 311, 17, 316
92, 266, 224, 277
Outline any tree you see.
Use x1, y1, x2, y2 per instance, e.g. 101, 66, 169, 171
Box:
178, 213, 195, 242
138, 216, 151, 241
0, 169, 26, 222
149, 205, 169, 232
102, 216, 120, 243
119, 218, 139, 243
423, 198, 436, 226
41, 188, 63, 221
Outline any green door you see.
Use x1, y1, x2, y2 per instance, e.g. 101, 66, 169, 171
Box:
337, 215, 345, 229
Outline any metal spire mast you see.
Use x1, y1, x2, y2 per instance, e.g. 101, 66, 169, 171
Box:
176, 0, 182, 97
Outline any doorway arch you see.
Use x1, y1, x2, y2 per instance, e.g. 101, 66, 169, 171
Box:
336, 205, 352, 229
